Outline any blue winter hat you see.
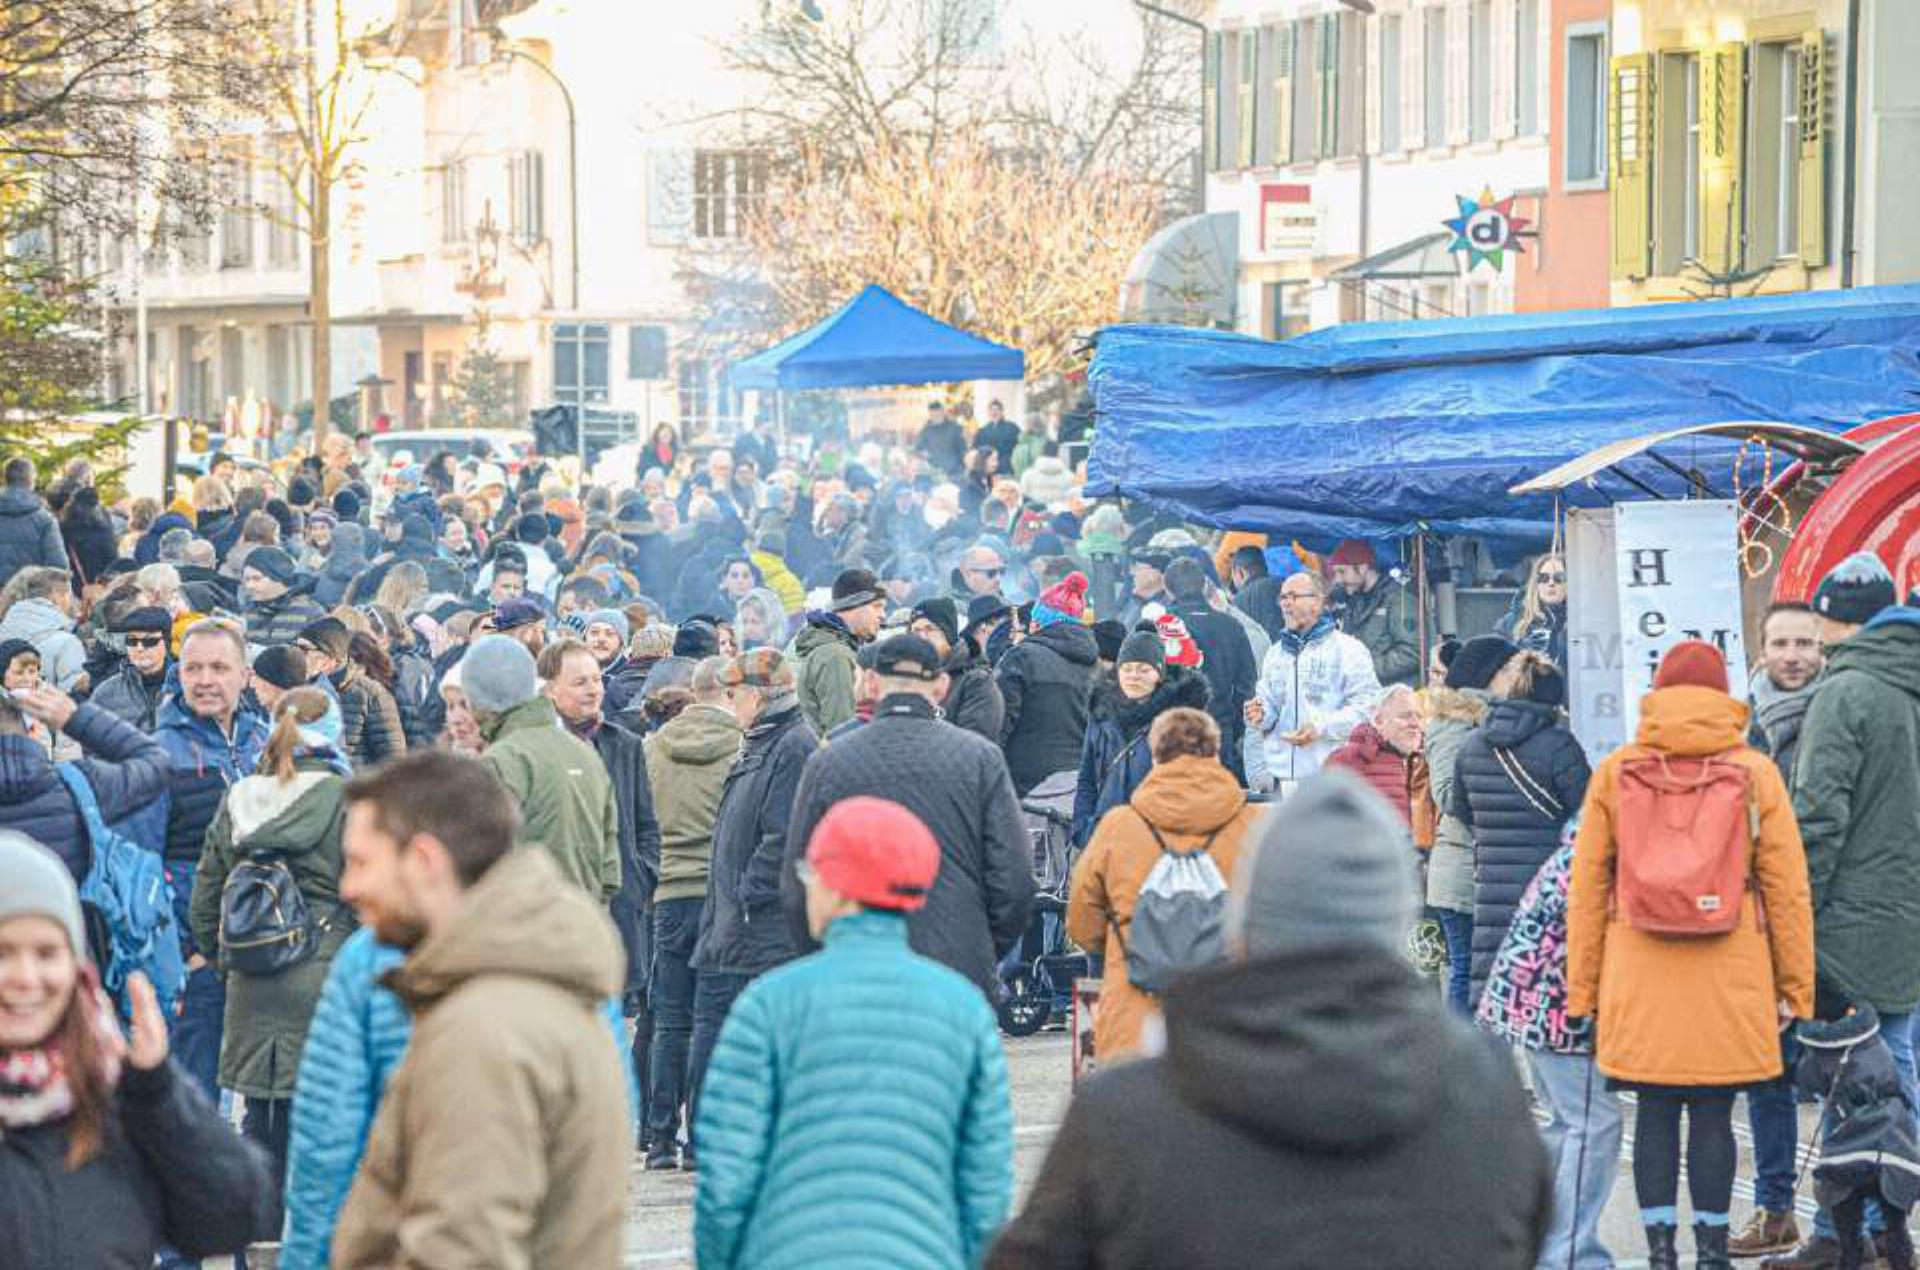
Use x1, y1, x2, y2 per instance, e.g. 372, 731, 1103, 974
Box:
585, 608, 630, 643
1264, 544, 1306, 579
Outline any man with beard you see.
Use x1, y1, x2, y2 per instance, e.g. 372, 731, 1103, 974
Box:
908, 596, 1004, 742
331, 752, 628, 1270
1326, 541, 1421, 688
1747, 601, 1824, 785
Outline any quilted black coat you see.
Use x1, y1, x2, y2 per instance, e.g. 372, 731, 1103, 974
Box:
1450, 699, 1590, 1008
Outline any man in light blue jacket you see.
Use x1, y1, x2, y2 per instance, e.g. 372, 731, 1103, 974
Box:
696, 796, 1013, 1270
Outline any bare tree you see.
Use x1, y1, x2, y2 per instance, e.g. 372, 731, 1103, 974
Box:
745, 131, 1160, 383
0, 0, 256, 236
238, 0, 421, 442
688, 0, 1201, 383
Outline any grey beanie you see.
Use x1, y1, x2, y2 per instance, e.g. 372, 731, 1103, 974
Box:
0, 831, 87, 954
1229, 770, 1417, 960
460, 634, 539, 715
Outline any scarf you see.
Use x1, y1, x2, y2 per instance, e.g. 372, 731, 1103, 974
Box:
0, 965, 123, 1132
1276, 613, 1336, 657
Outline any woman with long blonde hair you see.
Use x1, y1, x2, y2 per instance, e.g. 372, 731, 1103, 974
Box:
187, 687, 353, 1187
1505, 552, 1568, 669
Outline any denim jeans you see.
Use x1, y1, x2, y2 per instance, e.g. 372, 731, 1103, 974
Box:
1814, 1007, 1917, 1239
1528, 1049, 1624, 1270
1746, 1032, 1801, 1214
644, 898, 703, 1148
686, 970, 753, 1151
165, 860, 224, 1101
1435, 908, 1473, 1016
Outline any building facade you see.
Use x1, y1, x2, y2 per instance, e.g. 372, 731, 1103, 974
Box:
1197, 0, 1608, 335
1605, 0, 1920, 304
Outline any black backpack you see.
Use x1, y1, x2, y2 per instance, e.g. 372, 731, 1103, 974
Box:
220, 854, 327, 976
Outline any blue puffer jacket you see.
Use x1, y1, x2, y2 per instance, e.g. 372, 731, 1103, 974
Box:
279, 930, 408, 1270
0, 702, 170, 878
279, 929, 638, 1270
695, 910, 1014, 1270
122, 698, 271, 865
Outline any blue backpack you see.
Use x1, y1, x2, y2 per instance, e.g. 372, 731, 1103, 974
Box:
59, 764, 186, 1014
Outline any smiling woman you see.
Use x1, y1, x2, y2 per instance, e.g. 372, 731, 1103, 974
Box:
0, 832, 276, 1267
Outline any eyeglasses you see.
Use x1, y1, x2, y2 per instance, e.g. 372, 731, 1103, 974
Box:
969, 566, 1004, 577
294, 640, 319, 655
1279, 591, 1321, 603
123, 634, 166, 649
1537, 571, 1567, 584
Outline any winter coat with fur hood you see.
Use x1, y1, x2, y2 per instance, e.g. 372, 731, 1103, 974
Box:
1423, 686, 1489, 913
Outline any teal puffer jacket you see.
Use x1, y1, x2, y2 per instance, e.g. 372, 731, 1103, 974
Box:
695, 910, 1014, 1269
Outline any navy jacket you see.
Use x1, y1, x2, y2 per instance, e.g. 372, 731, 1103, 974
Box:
1071, 669, 1211, 848
0, 702, 170, 878
693, 701, 819, 977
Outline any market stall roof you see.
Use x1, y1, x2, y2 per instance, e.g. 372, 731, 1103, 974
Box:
729, 284, 1025, 391
1085, 283, 1920, 543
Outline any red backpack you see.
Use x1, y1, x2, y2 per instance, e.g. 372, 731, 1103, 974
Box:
1613, 752, 1760, 937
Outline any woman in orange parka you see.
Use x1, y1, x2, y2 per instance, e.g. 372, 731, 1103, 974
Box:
1566, 641, 1813, 1270
1067, 707, 1261, 1064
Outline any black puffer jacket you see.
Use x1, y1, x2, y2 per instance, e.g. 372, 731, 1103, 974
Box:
89, 664, 169, 733
1071, 668, 1211, 847
1168, 597, 1258, 780
996, 620, 1099, 795
0, 1059, 279, 1270
986, 947, 1553, 1270
0, 702, 170, 878
1450, 699, 1590, 1007
331, 662, 405, 769
692, 699, 819, 978
782, 693, 1033, 999
60, 488, 120, 585
575, 714, 663, 1003
941, 641, 1004, 743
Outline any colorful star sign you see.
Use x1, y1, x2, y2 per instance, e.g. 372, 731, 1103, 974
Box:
1443, 188, 1532, 272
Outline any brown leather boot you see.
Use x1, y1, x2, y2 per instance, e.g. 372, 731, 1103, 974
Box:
1732, 1212, 1803, 1259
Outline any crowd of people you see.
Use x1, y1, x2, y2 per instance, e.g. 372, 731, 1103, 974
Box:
0, 410, 1913, 1270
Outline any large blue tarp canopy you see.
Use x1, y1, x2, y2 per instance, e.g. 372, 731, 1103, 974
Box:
730, 285, 1025, 391
1086, 283, 1920, 543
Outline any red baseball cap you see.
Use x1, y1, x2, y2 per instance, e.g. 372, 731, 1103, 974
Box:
804, 797, 940, 912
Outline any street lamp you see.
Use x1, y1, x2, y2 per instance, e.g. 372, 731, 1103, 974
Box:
491, 38, 579, 314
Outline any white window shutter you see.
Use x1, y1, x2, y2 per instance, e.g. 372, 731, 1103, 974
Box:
1493, 0, 1518, 140
1403, 7, 1425, 149
1534, 0, 1553, 137
1448, 1, 1471, 146
1365, 15, 1382, 155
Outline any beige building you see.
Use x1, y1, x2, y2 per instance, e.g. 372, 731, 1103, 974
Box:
1606, 0, 1920, 303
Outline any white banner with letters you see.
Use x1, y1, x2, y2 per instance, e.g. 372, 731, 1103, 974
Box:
1614, 500, 1749, 739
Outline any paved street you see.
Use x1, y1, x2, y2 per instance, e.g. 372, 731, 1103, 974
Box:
620, 1026, 1828, 1269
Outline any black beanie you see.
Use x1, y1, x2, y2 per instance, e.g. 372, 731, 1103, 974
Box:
287, 475, 316, 508
1446, 635, 1519, 692
673, 620, 720, 659
1117, 625, 1166, 673
332, 488, 363, 522
1092, 619, 1128, 663
253, 645, 310, 691
910, 597, 960, 649
1813, 551, 1897, 626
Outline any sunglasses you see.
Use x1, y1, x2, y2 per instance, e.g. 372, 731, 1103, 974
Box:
969, 566, 1004, 577
124, 634, 166, 648
1537, 571, 1567, 584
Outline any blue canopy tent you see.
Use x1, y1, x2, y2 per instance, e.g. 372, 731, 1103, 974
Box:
730, 285, 1025, 390
1085, 284, 1920, 544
